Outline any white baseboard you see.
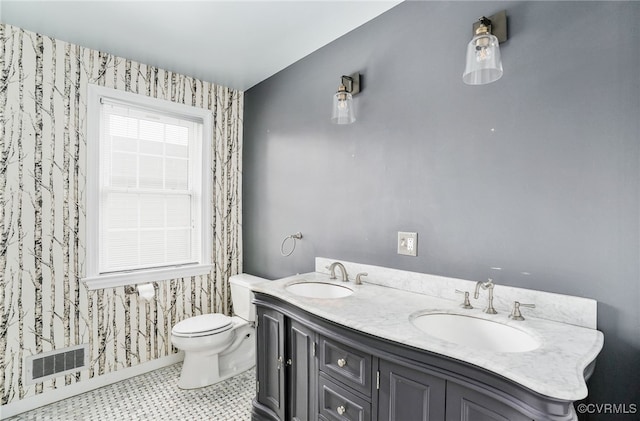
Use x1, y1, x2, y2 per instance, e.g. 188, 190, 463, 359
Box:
1, 353, 184, 419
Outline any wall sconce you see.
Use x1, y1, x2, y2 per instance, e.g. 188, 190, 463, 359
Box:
462, 11, 508, 85
331, 72, 360, 125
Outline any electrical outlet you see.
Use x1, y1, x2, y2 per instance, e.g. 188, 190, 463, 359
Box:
397, 232, 418, 256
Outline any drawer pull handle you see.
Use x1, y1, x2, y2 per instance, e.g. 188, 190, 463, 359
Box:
337, 405, 346, 415
337, 358, 347, 368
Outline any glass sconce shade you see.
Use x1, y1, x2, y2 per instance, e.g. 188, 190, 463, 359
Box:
463, 33, 503, 85
331, 86, 355, 125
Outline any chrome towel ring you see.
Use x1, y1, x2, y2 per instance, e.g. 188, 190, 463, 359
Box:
280, 232, 303, 257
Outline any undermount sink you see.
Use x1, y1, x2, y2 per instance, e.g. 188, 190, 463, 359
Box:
285, 282, 353, 299
410, 312, 540, 353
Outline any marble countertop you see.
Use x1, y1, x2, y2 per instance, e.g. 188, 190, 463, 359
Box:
251, 271, 604, 401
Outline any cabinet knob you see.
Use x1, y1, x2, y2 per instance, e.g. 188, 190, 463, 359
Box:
337, 358, 347, 368
337, 405, 346, 415
286, 358, 292, 366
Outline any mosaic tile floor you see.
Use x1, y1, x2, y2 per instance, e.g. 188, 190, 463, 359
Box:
8, 363, 255, 421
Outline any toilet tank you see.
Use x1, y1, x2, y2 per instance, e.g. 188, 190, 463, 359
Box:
229, 274, 268, 322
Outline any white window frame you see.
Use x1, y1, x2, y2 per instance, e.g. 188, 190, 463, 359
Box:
83, 84, 213, 290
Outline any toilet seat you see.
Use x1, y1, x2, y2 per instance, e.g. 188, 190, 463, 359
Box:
172, 314, 233, 338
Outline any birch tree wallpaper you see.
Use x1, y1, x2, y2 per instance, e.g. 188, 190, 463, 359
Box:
0, 23, 243, 406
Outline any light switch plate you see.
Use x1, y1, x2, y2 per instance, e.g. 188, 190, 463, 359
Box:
397, 232, 418, 256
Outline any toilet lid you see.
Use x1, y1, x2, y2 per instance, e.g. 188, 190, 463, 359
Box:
172, 314, 233, 337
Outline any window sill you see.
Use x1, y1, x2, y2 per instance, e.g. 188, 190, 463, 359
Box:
82, 264, 213, 290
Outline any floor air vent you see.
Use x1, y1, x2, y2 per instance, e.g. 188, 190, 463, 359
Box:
26, 344, 89, 384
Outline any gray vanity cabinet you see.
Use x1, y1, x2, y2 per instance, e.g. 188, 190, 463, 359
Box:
252, 294, 575, 421
377, 359, 446, 420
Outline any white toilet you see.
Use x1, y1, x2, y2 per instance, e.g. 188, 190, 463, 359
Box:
171, 273, 266, 389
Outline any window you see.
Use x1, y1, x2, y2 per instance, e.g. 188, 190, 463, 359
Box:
84, 85, 212, 290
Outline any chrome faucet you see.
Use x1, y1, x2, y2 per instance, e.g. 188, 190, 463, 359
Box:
474, 278, 498, 314
328, 262, 349, 282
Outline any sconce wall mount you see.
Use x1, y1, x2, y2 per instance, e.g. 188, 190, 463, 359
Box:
472, 10, 507, 43
340, 73, 360, 96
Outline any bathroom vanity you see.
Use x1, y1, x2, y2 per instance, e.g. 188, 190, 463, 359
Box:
250, 259, 603, 421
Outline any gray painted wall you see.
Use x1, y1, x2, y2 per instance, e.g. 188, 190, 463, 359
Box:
243, 1, 639, 414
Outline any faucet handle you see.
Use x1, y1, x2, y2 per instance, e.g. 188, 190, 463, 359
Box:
509, 301, 535, 321
355, 272, 368, 285
455, 289, 473, 309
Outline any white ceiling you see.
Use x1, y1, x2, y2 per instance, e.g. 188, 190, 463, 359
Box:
1, 0, 402, 91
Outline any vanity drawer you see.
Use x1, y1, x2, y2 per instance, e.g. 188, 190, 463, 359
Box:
319, 335, 372, 397
319, 373, 371, 421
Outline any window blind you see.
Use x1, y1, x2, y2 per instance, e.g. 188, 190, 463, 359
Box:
98, 102, 202, 274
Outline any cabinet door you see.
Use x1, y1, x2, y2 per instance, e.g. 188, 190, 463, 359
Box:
378, 359, 446, 421
446, 382, 532, 421
288, 319, 316, 421
257, 307, 286, 420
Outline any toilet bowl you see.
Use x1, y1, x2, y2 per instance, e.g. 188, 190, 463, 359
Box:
170, 274, 266, 389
